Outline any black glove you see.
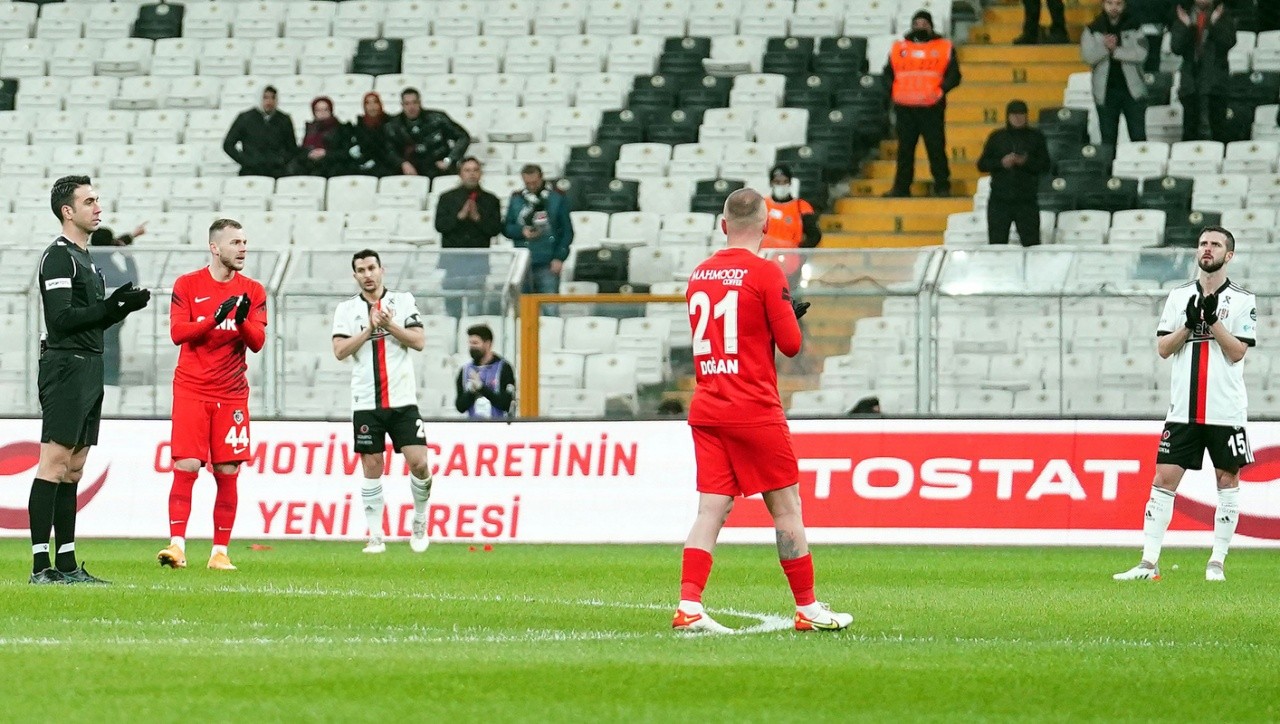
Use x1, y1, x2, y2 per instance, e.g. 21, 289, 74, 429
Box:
792, 299, 810, 320
105, 283, 150, 320
1201, 293, 1218, 326
213, 296, 238, 324
1184, 295, 1200, 330
234, 294, 251, 325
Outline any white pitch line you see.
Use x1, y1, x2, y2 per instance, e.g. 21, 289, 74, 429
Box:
1, 583, 793, 645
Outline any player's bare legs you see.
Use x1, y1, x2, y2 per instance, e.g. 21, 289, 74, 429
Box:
675, 493, 734, 634
359, 452, 388, 553
763, 485, 851, 631
31, 442, 104, 583
401, 445, 433, 552
1208, 467, 1240, 581
1115, 464, 1186, 581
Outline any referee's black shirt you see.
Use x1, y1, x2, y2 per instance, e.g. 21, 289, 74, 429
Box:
38, 236, 109, 354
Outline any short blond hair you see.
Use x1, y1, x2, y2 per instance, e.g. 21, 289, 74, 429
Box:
722, 188, 766, 231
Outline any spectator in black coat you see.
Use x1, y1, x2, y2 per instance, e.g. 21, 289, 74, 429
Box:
222, 85, 297, 178
349, 91, 399, 177
294, 96, 352, 178
435, 157, 503, 317
1171, 0, 1236, 141
976, 100, 1052, 246
386, 87, 471, 178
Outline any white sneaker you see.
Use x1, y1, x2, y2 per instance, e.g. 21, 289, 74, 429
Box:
1206, 562, 1226, 581
672, 605, 733, 634
409, 515, 429, 553
362, 537, 385, 554
1113, 563, 1160, 581
795, 602, 853, 631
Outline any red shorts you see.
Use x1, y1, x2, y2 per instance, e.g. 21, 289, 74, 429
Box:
691, 423, 799, 498
171, 397, 252, 465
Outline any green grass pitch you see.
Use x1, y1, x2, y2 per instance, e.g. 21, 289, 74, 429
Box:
1, 540, 1279, 722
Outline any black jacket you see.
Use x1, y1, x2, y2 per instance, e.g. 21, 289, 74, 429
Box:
296, 120, 354, 177
1169, 4, 1236, 98
976, 124, 1052, 202
882, 30, 963, 104
435, 186, 503, 248
349, 116, 398, 176
222, 108, 297, 176
385, 109, 471, 176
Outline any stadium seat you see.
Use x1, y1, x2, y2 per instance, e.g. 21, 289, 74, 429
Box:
540, 388, 606, 418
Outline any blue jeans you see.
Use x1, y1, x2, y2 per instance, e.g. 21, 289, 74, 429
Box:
523, 264, 561, 294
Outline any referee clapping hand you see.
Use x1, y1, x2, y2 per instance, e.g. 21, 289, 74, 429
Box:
105, 282, 151, 321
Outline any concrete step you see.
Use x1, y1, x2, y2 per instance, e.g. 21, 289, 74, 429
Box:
958, 43, 1085, 64
819, 232, 942, 248
971, 23, 1081, 44
950, 83, 1067, 106
962, 62, 1088, 84
863, 159, 983, 181
947, 100, 1060, 124
822, 212, 949, 233
982, 4, 1095, 26
834, 196, 973, 216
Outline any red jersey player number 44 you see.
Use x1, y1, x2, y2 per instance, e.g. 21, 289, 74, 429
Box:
157, 218, 268, 572
674, 189, 852, 634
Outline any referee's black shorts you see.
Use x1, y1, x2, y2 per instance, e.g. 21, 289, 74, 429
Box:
38, 349, 104, 449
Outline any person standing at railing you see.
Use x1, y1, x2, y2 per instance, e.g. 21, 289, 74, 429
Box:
504, 164, 574, 294
435, 157, 503, 317
1115, 225, 1255, 583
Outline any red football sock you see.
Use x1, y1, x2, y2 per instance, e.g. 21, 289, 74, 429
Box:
212, 470, 239, 547
680, 547, 713, 603
780, 553, 816, 606
168, 469, 198, 539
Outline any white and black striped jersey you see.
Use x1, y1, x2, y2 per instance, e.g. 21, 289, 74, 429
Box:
1156, 279, 1257, 427
331, 290, 423, 412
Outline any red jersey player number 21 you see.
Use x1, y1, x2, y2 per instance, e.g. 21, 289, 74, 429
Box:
158, 219, 268, 572
675, 189, 851, 635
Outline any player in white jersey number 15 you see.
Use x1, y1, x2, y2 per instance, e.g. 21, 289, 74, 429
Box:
1115, 226, 1258, 583
332, 249, 434, 554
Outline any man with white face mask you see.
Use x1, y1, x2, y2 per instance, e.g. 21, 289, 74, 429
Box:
761, 165, 821, 288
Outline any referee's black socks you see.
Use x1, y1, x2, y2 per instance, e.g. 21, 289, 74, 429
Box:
53, 481, 79, 572
28, 478, 58, 574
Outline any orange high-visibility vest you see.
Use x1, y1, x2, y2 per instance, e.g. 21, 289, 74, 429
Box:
762, 197, 814, 277
889, 37, 951, 107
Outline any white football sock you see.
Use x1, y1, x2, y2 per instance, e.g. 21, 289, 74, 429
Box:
677, 600, 703, 614
1142, 487, 1176, 565
409, 473, 432, 518
1211, 486, 1240, 565
362, 477, 385, 538
211, 545, 227, 556
170, 536, 185, 550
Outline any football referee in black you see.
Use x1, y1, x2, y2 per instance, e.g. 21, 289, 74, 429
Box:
30, 176, 151, 584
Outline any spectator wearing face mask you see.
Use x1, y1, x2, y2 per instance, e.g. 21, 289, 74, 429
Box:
761, 164, 821, 289
882, 10, 963, 198
455, 324, 516, 419
976, 100, 1051, 246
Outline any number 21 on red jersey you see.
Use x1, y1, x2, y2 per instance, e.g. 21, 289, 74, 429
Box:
690, 289, 739, 374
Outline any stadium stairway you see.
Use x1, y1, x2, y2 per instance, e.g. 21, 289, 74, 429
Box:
822, 0, 1092, 249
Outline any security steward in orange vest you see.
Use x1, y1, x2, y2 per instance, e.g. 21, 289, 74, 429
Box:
761, 164, 822, 288
882, 10, 962, 198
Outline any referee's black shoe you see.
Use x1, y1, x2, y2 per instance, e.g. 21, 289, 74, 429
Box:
29, 568, 66, 585
59, 563, 110, 585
